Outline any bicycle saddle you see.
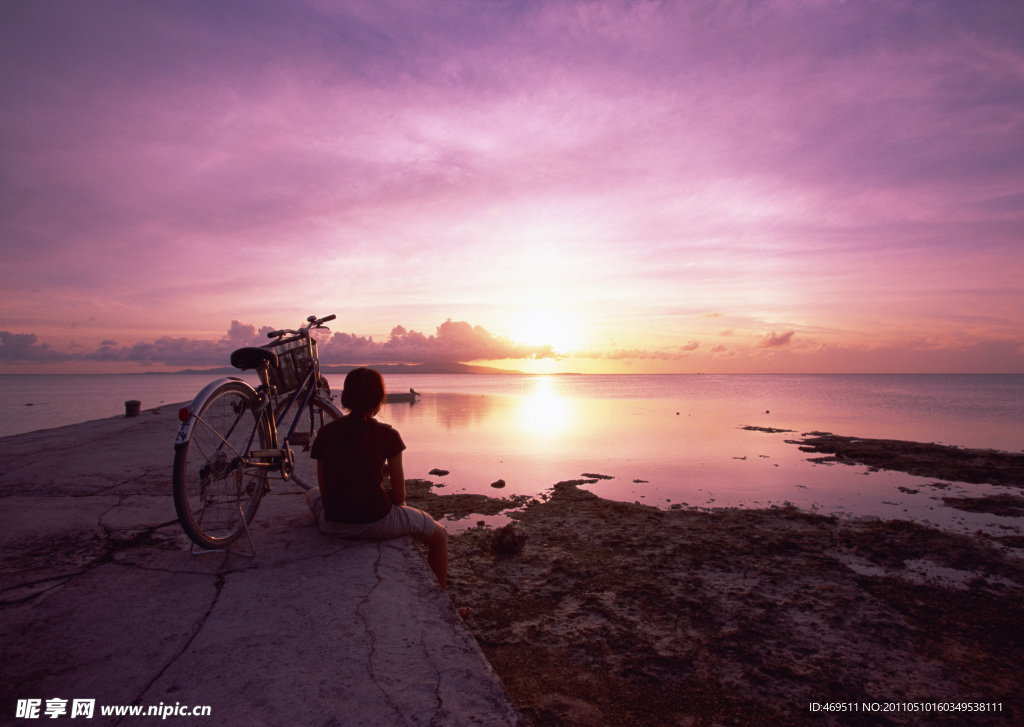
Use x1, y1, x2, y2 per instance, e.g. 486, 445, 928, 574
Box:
230, 347, 279, 371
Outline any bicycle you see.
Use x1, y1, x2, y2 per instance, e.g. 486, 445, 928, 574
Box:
172, 314, 342, 552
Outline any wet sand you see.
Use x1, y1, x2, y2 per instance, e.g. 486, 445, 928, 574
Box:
406, 435, 1024, 726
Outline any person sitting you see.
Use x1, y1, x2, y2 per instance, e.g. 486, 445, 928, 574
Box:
305, 367, 448, 588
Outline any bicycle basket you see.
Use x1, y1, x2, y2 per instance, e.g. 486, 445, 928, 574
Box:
264, 335, 315, 394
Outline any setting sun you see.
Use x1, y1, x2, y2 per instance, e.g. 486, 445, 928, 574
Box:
509, 309, 581, 355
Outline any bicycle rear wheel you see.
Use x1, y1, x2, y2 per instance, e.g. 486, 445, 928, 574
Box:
278, 386, 341, 491
173, 381, 271, 549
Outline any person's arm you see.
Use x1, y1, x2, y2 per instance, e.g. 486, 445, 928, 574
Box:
317, 460, 325, 497
388, 451, 406, 506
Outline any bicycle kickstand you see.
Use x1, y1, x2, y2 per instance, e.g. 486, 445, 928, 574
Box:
189, 505, 257, 558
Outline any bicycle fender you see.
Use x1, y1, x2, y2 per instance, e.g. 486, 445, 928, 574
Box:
174, 377, 256, 446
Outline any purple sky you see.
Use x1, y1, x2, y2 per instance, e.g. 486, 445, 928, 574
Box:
2, 0, 1023, 373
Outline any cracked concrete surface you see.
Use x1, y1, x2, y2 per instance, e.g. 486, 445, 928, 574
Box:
1, 406, 520, 726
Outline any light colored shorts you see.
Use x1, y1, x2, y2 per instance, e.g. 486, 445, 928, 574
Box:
305, 489, 437, 541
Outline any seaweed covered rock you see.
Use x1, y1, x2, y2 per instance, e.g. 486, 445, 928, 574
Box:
491, 523, 527, 556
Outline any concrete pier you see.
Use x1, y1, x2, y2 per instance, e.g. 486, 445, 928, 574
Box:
1, 406, 521, 726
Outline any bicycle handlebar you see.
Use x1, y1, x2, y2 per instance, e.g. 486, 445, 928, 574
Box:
266, 314, 337, 339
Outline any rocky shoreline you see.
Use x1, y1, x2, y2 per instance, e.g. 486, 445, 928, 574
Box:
793, 433, 1024, 488
407, 434, 1024, 726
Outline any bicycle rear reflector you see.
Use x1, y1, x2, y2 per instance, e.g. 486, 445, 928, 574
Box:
179, 407, 191, 422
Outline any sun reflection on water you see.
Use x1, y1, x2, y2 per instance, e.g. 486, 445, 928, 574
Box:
514, 377, 573, 438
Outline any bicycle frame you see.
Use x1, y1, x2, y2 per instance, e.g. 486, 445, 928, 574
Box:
247, 353, 322, 472
268, 364, 317, 442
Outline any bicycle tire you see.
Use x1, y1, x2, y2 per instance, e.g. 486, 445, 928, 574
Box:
280, 390, 341, 491
173, 381, 271, 549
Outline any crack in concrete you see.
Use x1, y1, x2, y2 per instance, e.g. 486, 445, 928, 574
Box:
0, 575, 74, 607
1, 507, 183, 609
91, 464, 174, 497
423, 634, 446, 727
96, 494, 131, 534
114, 573, 227, 727
354, 543, 406, 723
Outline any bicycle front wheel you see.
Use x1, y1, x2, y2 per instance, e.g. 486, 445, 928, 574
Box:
173, 381, 271, 549
279, 390, 341, 491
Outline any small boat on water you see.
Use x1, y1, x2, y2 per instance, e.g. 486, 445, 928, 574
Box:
385, 388, 421, 404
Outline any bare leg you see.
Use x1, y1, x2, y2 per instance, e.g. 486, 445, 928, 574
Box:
416, 522, 448, 589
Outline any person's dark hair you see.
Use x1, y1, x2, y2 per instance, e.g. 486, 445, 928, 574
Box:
341, 367, 386, 417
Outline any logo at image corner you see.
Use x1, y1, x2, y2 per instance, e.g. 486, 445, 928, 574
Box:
16, 699, 95, 719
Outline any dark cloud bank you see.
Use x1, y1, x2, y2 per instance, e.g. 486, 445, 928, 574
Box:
1, 318, 733, 370
1, 320, 561, 369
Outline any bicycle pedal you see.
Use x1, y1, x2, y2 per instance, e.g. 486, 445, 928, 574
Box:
250, 448, 286, 459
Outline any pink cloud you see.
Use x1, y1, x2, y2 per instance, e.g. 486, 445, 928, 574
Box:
590, 340, 701, 361
757, 331, 796, 348
320, 320, 557, 364
0, 332, 68, 362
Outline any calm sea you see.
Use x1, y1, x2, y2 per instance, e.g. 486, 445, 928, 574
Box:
2, 373, 1022, 535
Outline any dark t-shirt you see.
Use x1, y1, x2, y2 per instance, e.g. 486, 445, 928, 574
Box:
310, 414, 406, 524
